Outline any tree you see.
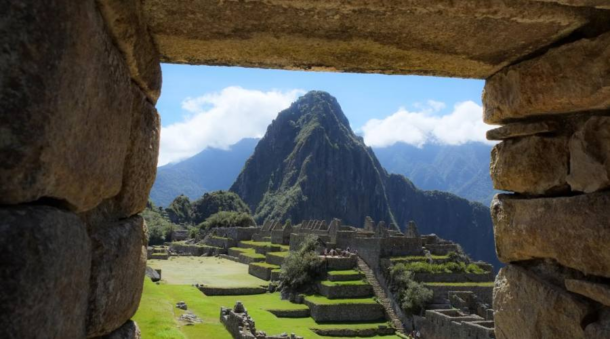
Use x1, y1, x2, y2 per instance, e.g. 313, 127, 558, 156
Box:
280, 235, 323, 292
198, 211, 255, 229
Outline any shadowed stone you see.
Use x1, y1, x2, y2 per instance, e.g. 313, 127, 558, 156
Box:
96, 320, 141, 339
486, 121, 561, 140
565, 279, 610, 306
585, 310, 610, 339
144, 0, 590, 78
96, 0, 162, 102
87, 216, 147, 337
567, 115, 610, 193
490, 135, 569, 195
534, 0, 610, 9
484, 31, 610, 124
0, 0, 135, 212
0, 206, 91, 339
494, 265, 593, 339
492, 193, 610, 278
114, 86, 161, 217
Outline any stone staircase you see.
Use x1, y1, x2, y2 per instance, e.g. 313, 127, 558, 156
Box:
356, 257, 405, 334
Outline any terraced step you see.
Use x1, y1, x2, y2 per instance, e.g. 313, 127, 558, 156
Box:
389, 254, 450, 265
310, 325, 395, 337
266, 251, 289, 266
303, 295, 385, 323
238, 240, 288, 254
318, 280, 374, 299
327, 270, 363, 282
248, 262, 281, 281
357, 257, 405, 333
267, 307, 310, 318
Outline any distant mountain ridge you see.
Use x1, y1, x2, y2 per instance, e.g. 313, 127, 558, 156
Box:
373, 143, 496, 206
150, 138, 258, 207
230, 91, 498, 267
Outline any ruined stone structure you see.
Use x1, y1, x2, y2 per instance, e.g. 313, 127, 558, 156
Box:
220, 302, 303, 339
3, 1, 610, 338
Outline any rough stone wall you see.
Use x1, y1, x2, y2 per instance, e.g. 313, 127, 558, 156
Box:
486, 28, 610, 338
0, 1, 161, 337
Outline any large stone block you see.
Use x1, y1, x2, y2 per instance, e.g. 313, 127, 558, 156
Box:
534, 0, 610, 9
585, 309, 610, 339
114, 86, 161, 217
96, 0, 162, 102
96, 320, 141, 339
0, 0, 135, 212
567, 115, 610, 193
87, 216, 147, 337
494, 264, 593, 339
144, 0, 590, 78
492, 193, 610, 278
490, 135, 569, 195
0, 206, 91, 339
565, 279, 610, 306
484, 31, 610, 124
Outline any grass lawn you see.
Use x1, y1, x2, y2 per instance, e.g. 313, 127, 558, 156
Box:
240, 252, 266, 260
250, 262, 280, 269
389, 255, 449, 262
305, 295, 379, 305
135, 279, 399, 339
148, 257, 268, 286
327, 270, 361, 276
267, 251, 289, 258
320, 280, 369, 286
425, 282, 495, 287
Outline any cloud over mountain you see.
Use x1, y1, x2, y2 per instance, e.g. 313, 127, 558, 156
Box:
158, 87, 303, 166
361, 100, 493, 148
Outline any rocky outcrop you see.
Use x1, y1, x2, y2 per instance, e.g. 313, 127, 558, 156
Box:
96, 320, 142, 339
231, 91, 497, 266
0, 206, 92, 339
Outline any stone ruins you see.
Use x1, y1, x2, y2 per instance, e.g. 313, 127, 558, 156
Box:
2, 1, 610, 338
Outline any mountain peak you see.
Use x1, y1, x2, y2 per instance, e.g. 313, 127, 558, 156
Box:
281, 90, 351, 133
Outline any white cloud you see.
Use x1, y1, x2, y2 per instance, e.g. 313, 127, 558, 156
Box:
158, 87, 303, 166
361, 101, 493, 148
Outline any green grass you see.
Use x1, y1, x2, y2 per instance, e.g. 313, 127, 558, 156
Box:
229, 247, 253, 254
240, 252, 265, 260
267, 251, 289, 258
393, 261, 489, 274
425, 282, 495, 287
327, 270, 361, 276
135, 279, 398, 338
147, 257, 267, 286
250, 262, 280, 269
240, 240, 274, 247
320, 280, 369, 287
305, 295, 379, 305
390, 255, 448, 262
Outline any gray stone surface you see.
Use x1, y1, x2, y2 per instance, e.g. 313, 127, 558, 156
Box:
144, 0, 591, 78
96, 0, 162, 103
96, 320, 141, 339
0, 0, 134, 212
0, 206, 91, 339
494, 265, 593, 339
490, 135, 569, 195
145, 266, 161, 282
486, 121, 560, 140
567, 115, 610, 193
492, 193, 610, 278
87, 216, 147, 337
113, 86, 161, 218
565, 279, 610, 306
484, 31, 610, 124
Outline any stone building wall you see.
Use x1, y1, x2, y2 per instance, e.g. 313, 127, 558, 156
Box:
487, 29, 610, 338
1, 0, 160, 337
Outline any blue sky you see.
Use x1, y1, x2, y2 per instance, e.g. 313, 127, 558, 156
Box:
157, 64, 490, 166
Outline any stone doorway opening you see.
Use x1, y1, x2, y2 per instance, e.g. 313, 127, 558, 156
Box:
2, 1, 610, 338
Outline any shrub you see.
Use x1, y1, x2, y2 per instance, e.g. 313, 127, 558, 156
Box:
198, 211, 255, 229
388, 264, 432, 317
142, 200, 177, 245
280, 235, 323, 292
